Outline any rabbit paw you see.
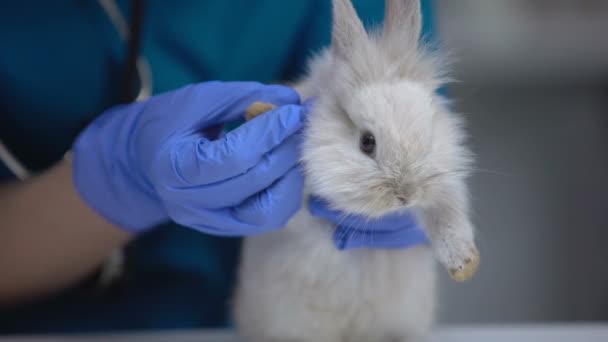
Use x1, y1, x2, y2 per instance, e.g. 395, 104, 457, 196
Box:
433, 230, 480, 282
448, 245, 479, 282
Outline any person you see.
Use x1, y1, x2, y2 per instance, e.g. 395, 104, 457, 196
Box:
0, 0, 436, 334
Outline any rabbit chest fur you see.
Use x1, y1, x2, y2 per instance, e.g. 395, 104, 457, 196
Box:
234, 205, 436, 342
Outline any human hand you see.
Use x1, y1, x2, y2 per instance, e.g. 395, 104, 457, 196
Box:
72, 81, 307, 235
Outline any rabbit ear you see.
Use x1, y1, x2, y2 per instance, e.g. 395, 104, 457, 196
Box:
383, 0, 422, 47
332, 0, 368, 59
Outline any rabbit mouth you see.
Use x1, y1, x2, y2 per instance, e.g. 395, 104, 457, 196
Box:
392, 183, 421, 208
396, 195, 409, 206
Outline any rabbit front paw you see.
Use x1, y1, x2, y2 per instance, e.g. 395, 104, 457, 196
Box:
433, 227, 480, 282
448, 245, 479, 282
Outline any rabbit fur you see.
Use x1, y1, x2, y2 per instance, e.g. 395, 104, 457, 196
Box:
233, 1, 477, 341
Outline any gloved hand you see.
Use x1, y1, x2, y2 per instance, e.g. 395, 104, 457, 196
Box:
308, 196, 429, 250
72, 81, 307, 236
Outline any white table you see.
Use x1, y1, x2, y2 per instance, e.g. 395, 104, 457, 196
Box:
2, 323, 608, 341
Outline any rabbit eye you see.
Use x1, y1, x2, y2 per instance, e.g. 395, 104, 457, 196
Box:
360, 131, 376, 156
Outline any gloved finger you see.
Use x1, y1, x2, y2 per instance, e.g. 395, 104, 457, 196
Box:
302, 97, 317, 112
231, 166, 304, 232
187, 81, 301, 126
161, 104, 306, 187
201, 124, 225, 140
163, 166, 303, 236
169, 133, 302, 209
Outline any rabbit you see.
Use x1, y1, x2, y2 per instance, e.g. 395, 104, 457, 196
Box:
232, 0, 478, 341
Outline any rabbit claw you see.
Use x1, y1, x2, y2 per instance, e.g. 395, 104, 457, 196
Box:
448, 246, 480, 282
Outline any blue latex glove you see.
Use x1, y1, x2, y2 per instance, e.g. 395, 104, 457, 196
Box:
308, 196, 429, 250
72, 81, 307, 235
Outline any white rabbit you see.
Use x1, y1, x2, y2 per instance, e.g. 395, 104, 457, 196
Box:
233, 1, 478, 341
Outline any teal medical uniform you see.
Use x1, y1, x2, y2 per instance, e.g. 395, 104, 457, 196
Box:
0, 0, 437, 334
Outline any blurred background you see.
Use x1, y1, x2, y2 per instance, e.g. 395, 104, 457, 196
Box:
433, 0, 608, 324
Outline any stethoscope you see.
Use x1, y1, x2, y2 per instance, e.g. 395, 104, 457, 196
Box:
0, 0, 150, 288
0, 0, 152, 182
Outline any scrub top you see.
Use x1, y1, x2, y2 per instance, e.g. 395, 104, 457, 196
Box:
0, 0, 437, 334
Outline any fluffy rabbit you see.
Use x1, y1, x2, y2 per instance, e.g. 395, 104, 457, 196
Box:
233, 0, 478, 341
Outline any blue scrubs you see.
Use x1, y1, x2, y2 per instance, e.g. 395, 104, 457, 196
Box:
0, 0, 437, 333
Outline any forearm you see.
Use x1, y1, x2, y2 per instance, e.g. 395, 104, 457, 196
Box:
0, 158, 132, 305
419, 180, 479, 281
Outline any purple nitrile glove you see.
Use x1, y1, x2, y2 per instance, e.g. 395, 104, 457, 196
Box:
308, 196, 429, 250
72, 81, 308, 236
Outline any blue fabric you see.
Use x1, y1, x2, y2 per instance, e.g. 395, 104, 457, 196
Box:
309, 196, 430, 250
0, 0, 438, 334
